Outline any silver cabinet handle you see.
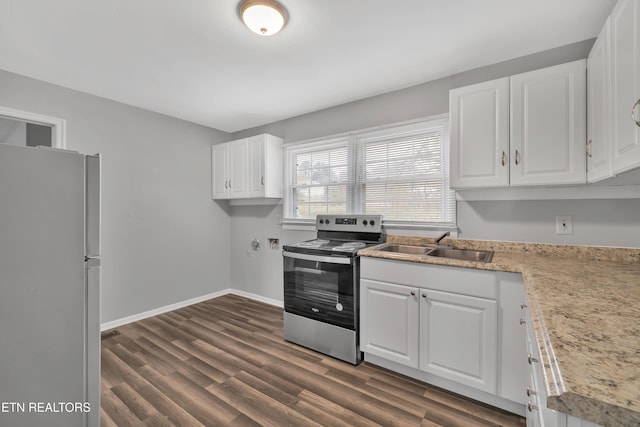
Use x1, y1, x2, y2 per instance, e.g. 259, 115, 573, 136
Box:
632, 98, 640, 127
519, 319, 526, 325
587, 140, 593, 158
261, 176, 265, 185
501, 151, 506, 166
526, 387, 537, 397
410, 290, 416, 296
528, 354, 538, 364
224, 180, 228, 189
520, 303, 528, 309
528, 403, 539, 412
514, 149, 521, 165
229, 180, 231, 188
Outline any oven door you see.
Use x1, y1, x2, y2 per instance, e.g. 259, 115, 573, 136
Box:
283, 251, 357, 330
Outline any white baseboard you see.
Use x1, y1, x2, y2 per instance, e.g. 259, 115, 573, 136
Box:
100, 289, 283, 331
229, 289, 284, 308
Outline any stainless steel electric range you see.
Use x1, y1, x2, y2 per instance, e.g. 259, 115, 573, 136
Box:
282, 214, 385, 364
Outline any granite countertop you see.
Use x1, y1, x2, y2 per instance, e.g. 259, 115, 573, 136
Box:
359, 235, 640, 427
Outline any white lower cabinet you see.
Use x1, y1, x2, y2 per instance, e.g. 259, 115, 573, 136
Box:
419, 289, 497, 393
360, 280, 419, 368
360, 257, 527, 414
522, 306, 604, 427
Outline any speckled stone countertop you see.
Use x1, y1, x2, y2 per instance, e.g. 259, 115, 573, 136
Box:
359, 235, 640, 427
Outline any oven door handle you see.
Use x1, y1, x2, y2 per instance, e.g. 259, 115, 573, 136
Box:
283, 251, 353, 265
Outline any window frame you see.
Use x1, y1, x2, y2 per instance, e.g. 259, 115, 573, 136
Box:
282, 115, 456, 230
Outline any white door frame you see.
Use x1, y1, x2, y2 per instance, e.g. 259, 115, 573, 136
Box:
0, 105, 66, 149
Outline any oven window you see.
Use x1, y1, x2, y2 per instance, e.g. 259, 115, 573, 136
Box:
284, 256, 356, 330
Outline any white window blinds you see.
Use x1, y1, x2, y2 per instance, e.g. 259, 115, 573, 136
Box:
286, 139, 350, 219
283, 117, 456, 226
355, 119, 455, 225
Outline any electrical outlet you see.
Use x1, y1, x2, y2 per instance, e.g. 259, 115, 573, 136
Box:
555, 216, 573, 235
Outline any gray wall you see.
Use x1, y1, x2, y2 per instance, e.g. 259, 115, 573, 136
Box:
228, 39, 640, 303
0, 69, 232, 324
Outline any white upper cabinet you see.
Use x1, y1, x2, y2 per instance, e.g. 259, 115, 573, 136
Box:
450, 78, 510, 188
229, 138, 249, 198
247, 134, 284, 199
510, 60, 586, 186
211, 138, 248, 199
611, 0, 640, 174
587, 18, 614, 183
450, 60, 587, 188
211, 142, 230, 199
211, 133, 283, 201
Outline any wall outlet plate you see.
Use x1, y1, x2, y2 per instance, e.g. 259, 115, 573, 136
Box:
267, 238, 280, 250
555, 216, 573, 235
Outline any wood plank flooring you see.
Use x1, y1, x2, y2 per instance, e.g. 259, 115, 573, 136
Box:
101, 294, 526, 426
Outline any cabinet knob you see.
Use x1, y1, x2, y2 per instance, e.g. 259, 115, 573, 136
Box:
410, 291, 416, 296
501, 151, 506, 166
421, 293, 427, 298
520, 303, 528, 309
632, 98, 640, 127
519, 319, 526, 326
514, 149, 521, 166
526, 387, 537, 397
528, 354, 538, 364
527, 403, 538, 412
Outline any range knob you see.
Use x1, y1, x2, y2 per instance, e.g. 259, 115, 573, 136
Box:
362, 220, 368, 226
319, 219, 324, 224
370, 220, 375, 226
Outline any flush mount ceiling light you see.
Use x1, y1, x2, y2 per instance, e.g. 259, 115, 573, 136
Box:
239, 0, 287, 36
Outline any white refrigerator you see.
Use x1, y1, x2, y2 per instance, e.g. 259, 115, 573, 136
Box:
0, 143, 101, 427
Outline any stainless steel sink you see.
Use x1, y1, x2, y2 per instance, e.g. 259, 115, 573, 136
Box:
372, 243, 494, 263
425, 248, 494, 263
374, 244, 434, 255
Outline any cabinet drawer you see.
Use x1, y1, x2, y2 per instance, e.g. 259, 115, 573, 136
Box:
361, 257, 498, 299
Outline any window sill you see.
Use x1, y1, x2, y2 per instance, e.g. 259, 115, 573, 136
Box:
281, 219, 457, 236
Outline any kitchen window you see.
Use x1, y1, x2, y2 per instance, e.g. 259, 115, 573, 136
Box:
283, 117, 456, 227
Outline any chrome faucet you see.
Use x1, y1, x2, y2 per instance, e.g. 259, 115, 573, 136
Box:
435, 231, 450, 245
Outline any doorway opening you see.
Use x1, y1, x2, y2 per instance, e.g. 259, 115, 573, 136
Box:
0, 106, 66, 149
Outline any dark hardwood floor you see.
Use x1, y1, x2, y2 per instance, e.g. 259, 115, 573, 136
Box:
101, 294, 526, 426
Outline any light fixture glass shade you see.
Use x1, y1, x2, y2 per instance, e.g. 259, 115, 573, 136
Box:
240, 0, 286, 36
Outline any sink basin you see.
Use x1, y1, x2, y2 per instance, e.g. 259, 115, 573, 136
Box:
426, 248, 494, 263
374, 244, 433, 255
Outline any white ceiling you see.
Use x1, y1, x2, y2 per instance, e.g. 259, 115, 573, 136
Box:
0, 0, 616, 133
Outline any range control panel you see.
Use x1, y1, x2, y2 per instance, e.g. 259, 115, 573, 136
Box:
316, 215, 383, 233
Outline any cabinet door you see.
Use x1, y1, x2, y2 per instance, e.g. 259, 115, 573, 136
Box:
611, 0, 640, 174
211, 143, 229, 199
419, 289, 498, 394
450, 78, 510, 188
247, 135, 265, 198
498, 273, 527, 404
510, 60, 587, 186
587, 19, 614, 183
229, 139, 248, 198
361, 279, 419, 368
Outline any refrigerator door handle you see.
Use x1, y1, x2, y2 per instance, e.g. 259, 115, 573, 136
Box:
85, 155, 101, 258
